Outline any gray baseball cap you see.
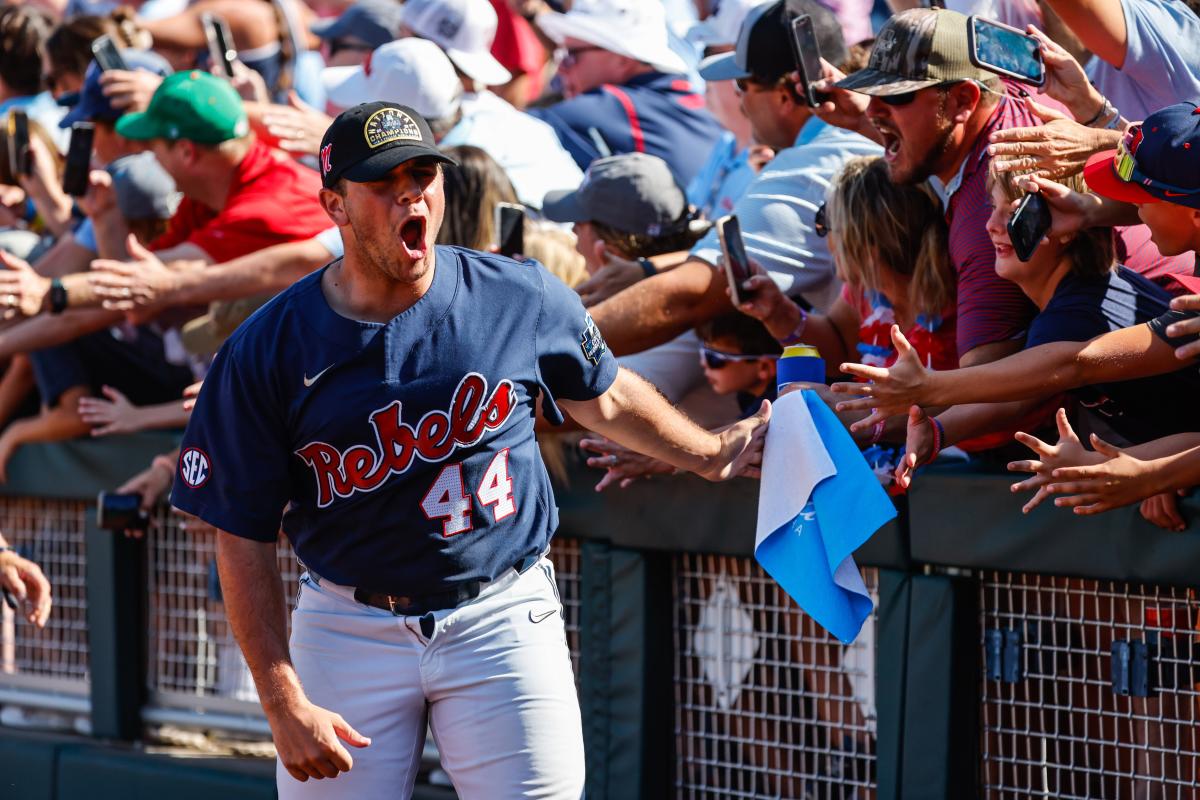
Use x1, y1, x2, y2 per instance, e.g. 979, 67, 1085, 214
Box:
542, 153, 688, 236
311, 0, 404, 49
108, 152, 181, 221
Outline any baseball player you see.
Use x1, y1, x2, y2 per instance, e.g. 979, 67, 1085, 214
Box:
170, 101, 769, 798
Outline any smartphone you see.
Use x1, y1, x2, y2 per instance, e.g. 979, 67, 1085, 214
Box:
716, 215, 752, 306
6, 109, 30, 178
202, 12, 237, 78
1007, 192, 1051, 262
91, 34, 128, 72
967, 16, 1045, 86
62, 122, 95, 197
494, 202, 525, 258
96, 491, 150, 532
788, 15, 827, 108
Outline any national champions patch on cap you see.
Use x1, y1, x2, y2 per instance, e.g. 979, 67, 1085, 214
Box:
318, 101, 457, 189
364, 106, 423, 148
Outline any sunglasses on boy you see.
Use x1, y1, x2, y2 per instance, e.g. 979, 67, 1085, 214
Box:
1114, 124, 1200, 197
699, 346, 778, 370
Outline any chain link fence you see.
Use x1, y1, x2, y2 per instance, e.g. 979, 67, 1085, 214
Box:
673, 554, 878, 799
548, 537, 583, 683
980, 571, 1200, 799
0, 497, 90, 714
144, 511, 300, 726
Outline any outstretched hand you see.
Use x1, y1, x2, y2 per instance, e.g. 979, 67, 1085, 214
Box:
894, 405, 936, 491
1006, 408, 1102, 514
579, 435, 676, 491
1043, 433, 1172, 517
830, 325, 929, 429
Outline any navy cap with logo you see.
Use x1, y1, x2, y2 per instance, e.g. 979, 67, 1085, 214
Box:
318, 101, 457, 189
699, 0, 846, 84
1084, 102, 1200, 211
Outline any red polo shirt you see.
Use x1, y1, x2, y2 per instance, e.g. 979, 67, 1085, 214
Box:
153, 138, 329, 263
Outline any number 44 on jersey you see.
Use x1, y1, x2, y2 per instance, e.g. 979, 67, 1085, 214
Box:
420, 449, 516, 537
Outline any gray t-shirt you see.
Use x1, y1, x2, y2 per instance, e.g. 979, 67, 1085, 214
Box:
1086, 0, 1200, 121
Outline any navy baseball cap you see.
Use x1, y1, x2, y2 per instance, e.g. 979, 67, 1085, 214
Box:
319, 102, 456, 189
59, 50, 173, 129
1084, 102, 1200, 210
310, 0, 404, 49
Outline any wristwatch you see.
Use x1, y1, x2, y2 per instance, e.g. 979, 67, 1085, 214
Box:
49, 279, 68, 314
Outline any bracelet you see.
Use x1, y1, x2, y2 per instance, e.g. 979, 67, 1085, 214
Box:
1103, 107, 1124, 130
49, 279, 67, 314
1081, 96, 1111, 126
637, 258, 656, 279
778, 307, 809, 346
927, 416, 946, 465
867, 418, 886, 447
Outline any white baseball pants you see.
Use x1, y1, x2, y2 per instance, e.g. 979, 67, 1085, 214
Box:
278, 557, 585, 799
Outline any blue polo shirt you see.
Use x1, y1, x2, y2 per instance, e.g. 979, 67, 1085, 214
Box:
528, 71, 724, 187
171, 246, 618, 594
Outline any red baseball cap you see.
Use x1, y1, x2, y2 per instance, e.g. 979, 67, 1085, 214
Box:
1172, 273, 1200, 296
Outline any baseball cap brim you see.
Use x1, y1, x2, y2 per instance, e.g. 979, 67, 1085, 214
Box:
698, 52, 750, 82
536, 12, 688, 75
309, 16, 344, 39
1172, 273, 1200, 296
443, 47, 511, 87
321, 65, 371, 110
340, 145, 458, 184
115, 110, 167, 141
1083, 150, 1161, 206
541, 188, 590, 223
834, 68, 940, 96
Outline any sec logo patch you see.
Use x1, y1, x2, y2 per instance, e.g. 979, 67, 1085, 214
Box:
179, 448, 211, 489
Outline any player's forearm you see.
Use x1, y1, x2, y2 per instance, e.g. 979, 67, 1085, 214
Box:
560, 368, 720, 475
591, 259, 729, 356
215, 534, 306, 712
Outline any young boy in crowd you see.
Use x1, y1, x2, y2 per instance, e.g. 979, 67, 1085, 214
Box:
695, 312, 781, 420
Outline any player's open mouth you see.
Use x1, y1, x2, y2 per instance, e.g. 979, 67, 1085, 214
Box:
400, 217, 426, 259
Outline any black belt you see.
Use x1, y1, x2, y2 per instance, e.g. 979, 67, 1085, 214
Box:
351, 553, 541, 616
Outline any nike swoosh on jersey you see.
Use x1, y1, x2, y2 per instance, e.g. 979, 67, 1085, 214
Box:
303, 365, 334, 388
528, 609, 558, 624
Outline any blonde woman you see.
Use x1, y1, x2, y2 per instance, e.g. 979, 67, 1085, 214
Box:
736, 155, 960, 447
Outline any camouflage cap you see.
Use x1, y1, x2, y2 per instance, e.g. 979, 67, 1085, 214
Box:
835, 8, 991, 96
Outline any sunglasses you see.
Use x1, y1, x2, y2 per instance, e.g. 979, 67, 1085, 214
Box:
329, 39, 374, 57
814, 202, 829, 238
700, 346, 778, 370
558, 45, 603, 68
876, 80, 980, 107
1114, 125, 1200, 198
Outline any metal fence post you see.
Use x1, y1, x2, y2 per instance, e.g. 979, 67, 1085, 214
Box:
85, 512, 146, 740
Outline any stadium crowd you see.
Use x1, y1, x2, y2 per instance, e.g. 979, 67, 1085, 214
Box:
0, 0, 1198, 715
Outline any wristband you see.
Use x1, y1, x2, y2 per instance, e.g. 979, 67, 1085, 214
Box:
637, 257, 656, 279
1103, 107, 1124, 130
49, 278, 67, 314
927, 416, 946, 465
778, 307, 809, 346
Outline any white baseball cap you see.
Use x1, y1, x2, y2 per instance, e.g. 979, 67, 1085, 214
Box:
399, 0, 512, 87
322, 38, 464, 121
536, 0, 689, 75
688, 0, 775, 47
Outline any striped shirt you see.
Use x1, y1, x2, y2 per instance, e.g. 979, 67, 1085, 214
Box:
937, 90, 1039, 358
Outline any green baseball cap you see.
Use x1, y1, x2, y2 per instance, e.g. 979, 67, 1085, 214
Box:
835, 8, 991, 96
116, 70, 249, 144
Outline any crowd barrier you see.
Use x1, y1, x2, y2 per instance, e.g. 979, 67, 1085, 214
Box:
2, 435, 1199, 799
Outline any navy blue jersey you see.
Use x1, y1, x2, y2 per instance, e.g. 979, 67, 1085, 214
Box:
528, 72, 724, 188
170, 246, 618, 594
